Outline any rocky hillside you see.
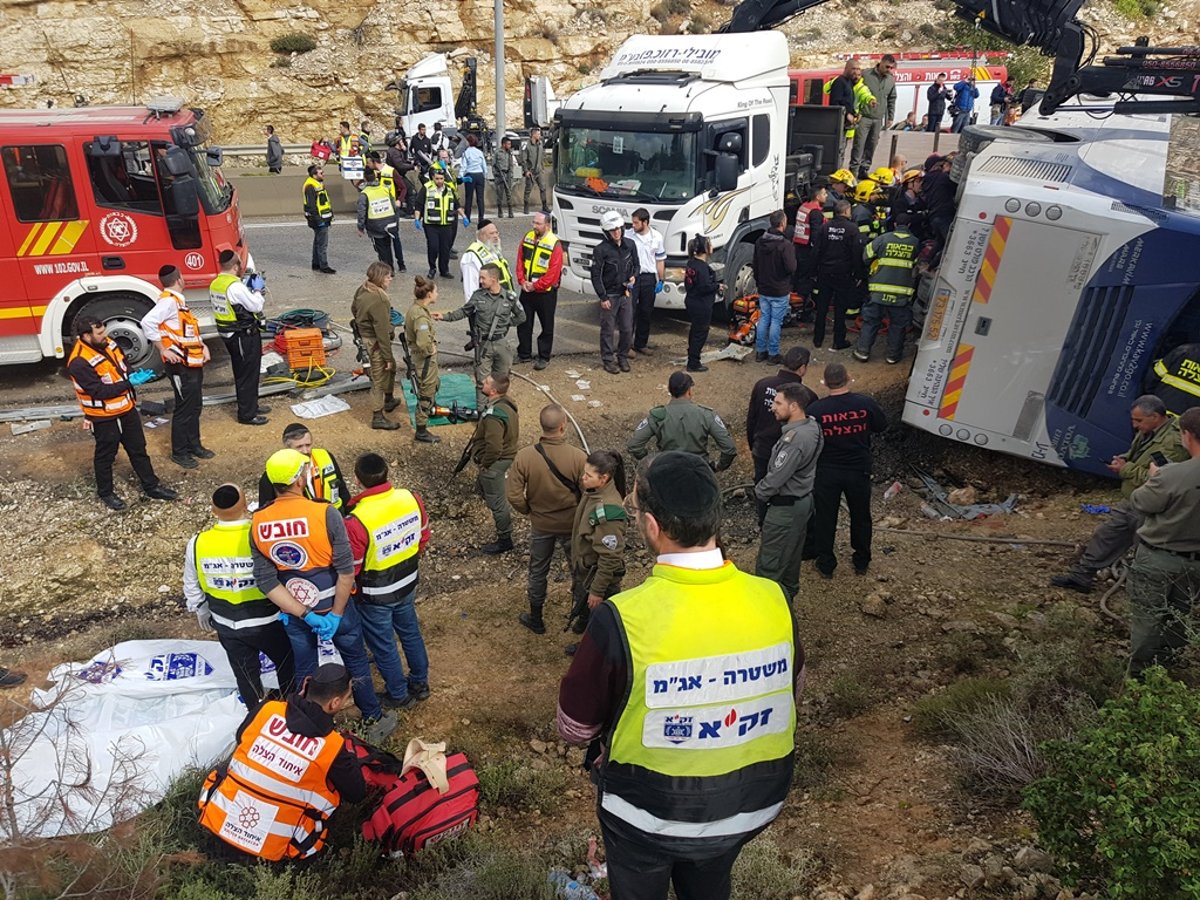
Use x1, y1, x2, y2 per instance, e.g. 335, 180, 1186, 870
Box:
0, 0, 1194, 145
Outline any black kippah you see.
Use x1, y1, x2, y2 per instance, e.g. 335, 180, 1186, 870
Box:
311, 664, 349, 688
476, 218, 493, 231
643, 451, 719, 518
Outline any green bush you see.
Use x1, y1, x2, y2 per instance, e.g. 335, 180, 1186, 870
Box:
1024, 668, 1200, 898
477, 759, 567, 813
827, 672, 874, 719
911, 677, 1010, 741
1113, 0, 1159, 18
269, 32, 317, 54
730, 835, 820, 898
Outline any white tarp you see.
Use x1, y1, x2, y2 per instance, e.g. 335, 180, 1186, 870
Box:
1, 640, 250, 840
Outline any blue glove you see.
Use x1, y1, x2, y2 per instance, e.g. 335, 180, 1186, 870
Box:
128, 368, 156, 386
462, 216, 470, 227
303, 612, 326, 635
655, 280, 664, 294
461, 175, 473, 184
319, 613, 342, 641
414, 218, 423, 231
390, 307, 405, 327
279, 612, 290, 626
246, 272, 266, 292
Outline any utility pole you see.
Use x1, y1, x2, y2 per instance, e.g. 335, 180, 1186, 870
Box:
494, 0, 506, 140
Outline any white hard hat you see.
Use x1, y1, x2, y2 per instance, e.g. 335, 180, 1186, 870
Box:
601, 210, 625, 230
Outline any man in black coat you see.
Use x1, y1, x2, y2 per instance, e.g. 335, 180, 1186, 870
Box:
926, 74, 949, 132
590, 210, 639, 375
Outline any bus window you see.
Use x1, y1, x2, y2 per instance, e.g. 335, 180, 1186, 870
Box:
1, 144, 80, 222
87, 141, 163, 214
804, 79, 825, 105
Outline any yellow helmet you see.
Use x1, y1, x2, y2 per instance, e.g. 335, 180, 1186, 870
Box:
871, 166, 896, 186
900, 167, 924, 183
830, 168, 858, 188
854, 179, 879, 203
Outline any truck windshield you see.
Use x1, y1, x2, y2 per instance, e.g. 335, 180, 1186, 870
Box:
556, 127, 697, 202
189, 146, 233, 214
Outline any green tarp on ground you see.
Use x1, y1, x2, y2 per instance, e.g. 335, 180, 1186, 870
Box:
398, 372, 477, 426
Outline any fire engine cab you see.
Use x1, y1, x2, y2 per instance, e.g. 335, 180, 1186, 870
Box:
0, 98, 248, 368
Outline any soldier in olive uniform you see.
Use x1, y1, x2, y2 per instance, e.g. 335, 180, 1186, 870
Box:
627, 371, 737, 471
491, 135, 518, 219
755, 383, 824, 603
465, 373, 520, 554
565, 449, 628, 655
436, 263, 525, 407
406, 276, 441, 444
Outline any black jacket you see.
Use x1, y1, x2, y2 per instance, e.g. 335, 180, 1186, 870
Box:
590, 234, 638, 301
926, 83, 949, 118
684, 256, 718, 307
815, 216, 860, 278
746, 370, 818, 458
829, 75, 857, 121
921, 169, 956, 219
753, 230, 796, 296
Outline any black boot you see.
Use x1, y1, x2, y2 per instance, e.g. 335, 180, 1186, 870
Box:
414, 426, 440, 443
372, 412, 400, 431
518, 610, 546, 634
481, 536, 514, 555
384, 394, 401, 413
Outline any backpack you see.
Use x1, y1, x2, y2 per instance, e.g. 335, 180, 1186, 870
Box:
361, 740, 480, 856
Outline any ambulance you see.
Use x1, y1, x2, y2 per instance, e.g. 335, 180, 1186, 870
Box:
0, 98, 249, 369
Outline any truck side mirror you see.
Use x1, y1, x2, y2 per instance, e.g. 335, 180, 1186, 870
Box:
172, 177, 200, 217
205, 147, 224, 167
161, 145, 193, 178
87, 136, 122, 158
716, 132, 743, 155
715, 154, 739, 192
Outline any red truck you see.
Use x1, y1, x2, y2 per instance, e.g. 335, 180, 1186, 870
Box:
0, 98, 248, 368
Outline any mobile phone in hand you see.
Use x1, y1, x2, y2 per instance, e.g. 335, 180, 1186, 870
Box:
1151, 451, 1170, 467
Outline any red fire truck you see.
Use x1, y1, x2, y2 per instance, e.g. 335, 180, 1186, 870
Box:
790, 52, 1009, 127
0, 98, 248, 368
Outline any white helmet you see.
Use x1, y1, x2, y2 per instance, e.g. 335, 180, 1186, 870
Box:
601, 210, 625, 231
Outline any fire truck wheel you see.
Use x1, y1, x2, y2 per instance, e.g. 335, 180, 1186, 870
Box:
72, 293, 161, 373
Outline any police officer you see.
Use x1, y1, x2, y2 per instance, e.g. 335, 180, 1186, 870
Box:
436, 263, 525, 407
1127, 407, 1200, 677
209, 249, 269, 426
466, 373, 520, 555
557, 451, 801, 900
1148, 342, 1200, 415
66, 316, 177, 510
257, 423, 351, 513
628, 371, 737, 471
755, 383, 824, 603
251, 449, 394, 742
197, 664, 367, 862
303, 164, 335, 274
516, 211, 563, 370
184, 483, 295, 704
461, 219, 514, 302
746, 347, 817, 523
357, 167, 406, 273
416, 168, 464, 279
813, 200, 859, 350
142, 265, 211, 469
854, 211, 921, 364
406, 276, 442, 444
1051, 395, 1188, 593
491, 134, 518, 218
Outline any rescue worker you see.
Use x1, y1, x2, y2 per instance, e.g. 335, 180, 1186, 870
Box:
209, 249, 269, 426
357, 167, 406, 273
520, 127, 549, 214
142, 264, 211, 469
197, 663, 368, 862
1126, 407, 1200, 677
888, 168, 926, 235
591, 210, 639, 375
557, 451, 801, 900
257, 423, 351, 513
755, 383, 824, 603
491, 134, 518, 218
303, 164, 335, 274
466, 373, 520, 555
336, 120, 362, 181
627, 208, 667, 357
746, 347, 817, 523
351, 261, 402, 431
251, 449, 394, 742
850, 55, 897, 180
383, 132, 417, 217
184, 483, 295, 704
628, 371, 737, 471
406, 276, 442, 444
792, 185, 826, 298
508, 404, 588, 635
563, 449, 628, 655
460, 219, 513, 303
825, 169, 857, 218
416, 168, 464, 280
807, 363, 888, 579
516, 210, 564, 370
827, 60, 863, 148
66, 316, 177, 510
345, 453, 432, 710
813, 200, 860, 350
436, 263, 525, 407
851, 179, 881, 238
854, 211, 921, 364
1148, 342, 1200, 415
1051, 395, 1189, 593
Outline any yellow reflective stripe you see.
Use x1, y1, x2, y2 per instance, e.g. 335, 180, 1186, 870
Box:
0, 307, 37, 320
17, 223, 42, 256
1157, 371, 1200, 398
50, 220, 88, 255
869, 283, 915, 295
29, 223, 63, 256
873, 258, 914, 268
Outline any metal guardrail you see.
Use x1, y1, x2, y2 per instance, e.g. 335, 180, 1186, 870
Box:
222, 143, 311, 159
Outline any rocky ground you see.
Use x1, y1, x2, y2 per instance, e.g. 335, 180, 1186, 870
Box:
0, 310, 1135, 897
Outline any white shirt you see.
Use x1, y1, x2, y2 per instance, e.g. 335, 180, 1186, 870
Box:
225, 278, 265, 315
460, 249, 483, 301
626, 226, 667, 276
182, 534, 204, 610
140, 287, 188, 342
657, 548, 724, 570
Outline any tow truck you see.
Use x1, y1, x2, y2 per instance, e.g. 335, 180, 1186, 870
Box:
0, 97, 248, 369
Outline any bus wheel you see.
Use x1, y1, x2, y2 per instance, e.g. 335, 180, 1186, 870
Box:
71, 294, 160, 373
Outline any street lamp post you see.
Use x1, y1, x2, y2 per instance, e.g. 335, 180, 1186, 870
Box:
494, 0, 506, 140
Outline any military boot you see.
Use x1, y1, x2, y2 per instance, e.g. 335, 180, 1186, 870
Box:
372, 412, 400, 431
481, 536, 514, 555
384, 394, 401, 413
518, 609, 546, 634
414, 426, 440, 443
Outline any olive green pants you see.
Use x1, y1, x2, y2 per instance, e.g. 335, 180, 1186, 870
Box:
1128, 543, 1200, 677
477, 458, 513, 539
412, 352, 439, 428
367, 344, 396, 414
755, 495, 813, 604
475, 338, 514, 407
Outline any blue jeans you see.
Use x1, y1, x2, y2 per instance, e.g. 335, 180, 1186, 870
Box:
951, 109, 971, 133
283, 599, 382, 720
755, 294, 789, 356
357, 588, 430, 702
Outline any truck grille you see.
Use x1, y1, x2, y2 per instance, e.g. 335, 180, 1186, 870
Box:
1046, 284, 1134, 417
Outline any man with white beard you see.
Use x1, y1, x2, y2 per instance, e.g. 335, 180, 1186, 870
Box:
460, 219, 514, 301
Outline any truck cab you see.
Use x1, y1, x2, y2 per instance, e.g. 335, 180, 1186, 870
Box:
390, 54, 460, 139
0, 99, 248, 368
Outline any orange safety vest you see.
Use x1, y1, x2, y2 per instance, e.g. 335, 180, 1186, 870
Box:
158, 291, 206, 367
66, 338, 136, 419
793, 201, 822, 247
198, 699, 344, 861
251, 494, 338, 612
